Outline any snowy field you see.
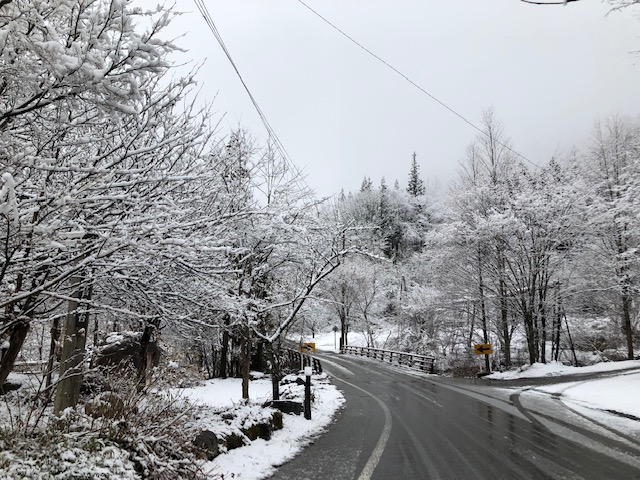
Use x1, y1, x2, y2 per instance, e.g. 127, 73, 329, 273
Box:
487, 360, 640, 421
178, 372, 345, 480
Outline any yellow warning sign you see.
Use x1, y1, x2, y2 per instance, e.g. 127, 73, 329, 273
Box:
474, 344, 493, 355
299, 342, 316, 353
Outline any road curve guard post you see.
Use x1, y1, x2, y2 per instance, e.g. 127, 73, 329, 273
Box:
304, 366, 312, 420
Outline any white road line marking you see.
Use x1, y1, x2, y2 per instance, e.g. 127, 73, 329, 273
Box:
331, 374, 392, 480
318, 356, 356, 377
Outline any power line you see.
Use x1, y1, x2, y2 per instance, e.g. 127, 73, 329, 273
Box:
296, 0, 540, 170
192, 0, 310, 193
192, 0, 286, 159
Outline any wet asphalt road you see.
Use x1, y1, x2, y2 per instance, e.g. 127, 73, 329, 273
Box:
270, 353, 640, 480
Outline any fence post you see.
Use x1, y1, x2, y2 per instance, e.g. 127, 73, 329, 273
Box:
304, 366, 312, 420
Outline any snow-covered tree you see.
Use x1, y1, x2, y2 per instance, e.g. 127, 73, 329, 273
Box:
444, 109, 520, 366
0, 0, 214, 396
576, 117, 640, 359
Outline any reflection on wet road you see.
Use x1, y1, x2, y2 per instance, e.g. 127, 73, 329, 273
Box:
271, 354, 640, 480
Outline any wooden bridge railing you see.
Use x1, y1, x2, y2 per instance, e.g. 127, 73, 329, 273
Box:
341, 345, 435, 373
284, 349, 322, 374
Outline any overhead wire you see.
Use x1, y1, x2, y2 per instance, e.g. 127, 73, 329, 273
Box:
192, 0, 310, 194
296, 0, 541, 170
193, 0, 541, 178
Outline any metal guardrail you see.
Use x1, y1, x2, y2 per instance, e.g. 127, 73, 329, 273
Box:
341, 345, 435, 373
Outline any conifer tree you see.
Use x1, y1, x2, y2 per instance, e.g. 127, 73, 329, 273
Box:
407, 152, 426, 196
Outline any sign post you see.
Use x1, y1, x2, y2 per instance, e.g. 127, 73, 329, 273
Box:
333, 325, 338, 350
474, 343, 493, 374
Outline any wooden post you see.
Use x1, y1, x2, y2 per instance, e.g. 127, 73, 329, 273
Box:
44, 316, 60, 389
304, 366, 312, 420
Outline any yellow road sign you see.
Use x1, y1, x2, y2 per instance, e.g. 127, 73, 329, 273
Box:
474, 343, 493, 355
299, 342, 316, 353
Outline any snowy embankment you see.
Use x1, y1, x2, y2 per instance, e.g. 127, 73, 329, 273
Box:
0, 369, 343, 480
178, 372, 344, 480
486, 360, 640, 421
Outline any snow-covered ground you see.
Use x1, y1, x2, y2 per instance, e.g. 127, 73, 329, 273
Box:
486, 359, 640, 380
0, 369, 343, 480
486, 360, 640, 421
538, 371, 640, 421
178, 372, 344, 479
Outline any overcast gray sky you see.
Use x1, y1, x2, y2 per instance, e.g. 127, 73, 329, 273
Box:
142, 1, 640, 197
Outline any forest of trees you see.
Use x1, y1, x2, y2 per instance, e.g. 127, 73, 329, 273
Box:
0, 0, 367, 411
320, 109, 640, 371
0, 0, 638, 446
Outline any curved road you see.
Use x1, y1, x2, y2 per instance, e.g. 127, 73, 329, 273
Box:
270, 353, 640, 480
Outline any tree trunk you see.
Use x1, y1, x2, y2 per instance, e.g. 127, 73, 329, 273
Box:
220, 317, 230, 379
93, 316, 99, 352
497, 249, 511, 368
553, 306, 562, 362
45, 317, 61, 389
211, 344, 218, 378
363, 312, 374, 348
269, 342, 281, 401
241, 324, 251, 400
467, 304, 476, 348
523, 309, 537, 365
339, 309, 347, 351
499, 286, 511, 368
551, 285, 563, 362
253, 340, 264, 372
538, 284, 547, 363
564, 313, 579, 366
136, 320, 159, 391
54, 275, 90, 415
540, 309, 547, 363
621, 286, 634, 360
201, 344, 211, 378
538, 268, 551, 363
0, 319, 30, 388
477, 259, 490, 373
145, 350, 154, 387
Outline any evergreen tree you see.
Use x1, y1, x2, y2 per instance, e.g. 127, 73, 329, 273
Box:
407, 152, 425, 196
360, 176, 373, 192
